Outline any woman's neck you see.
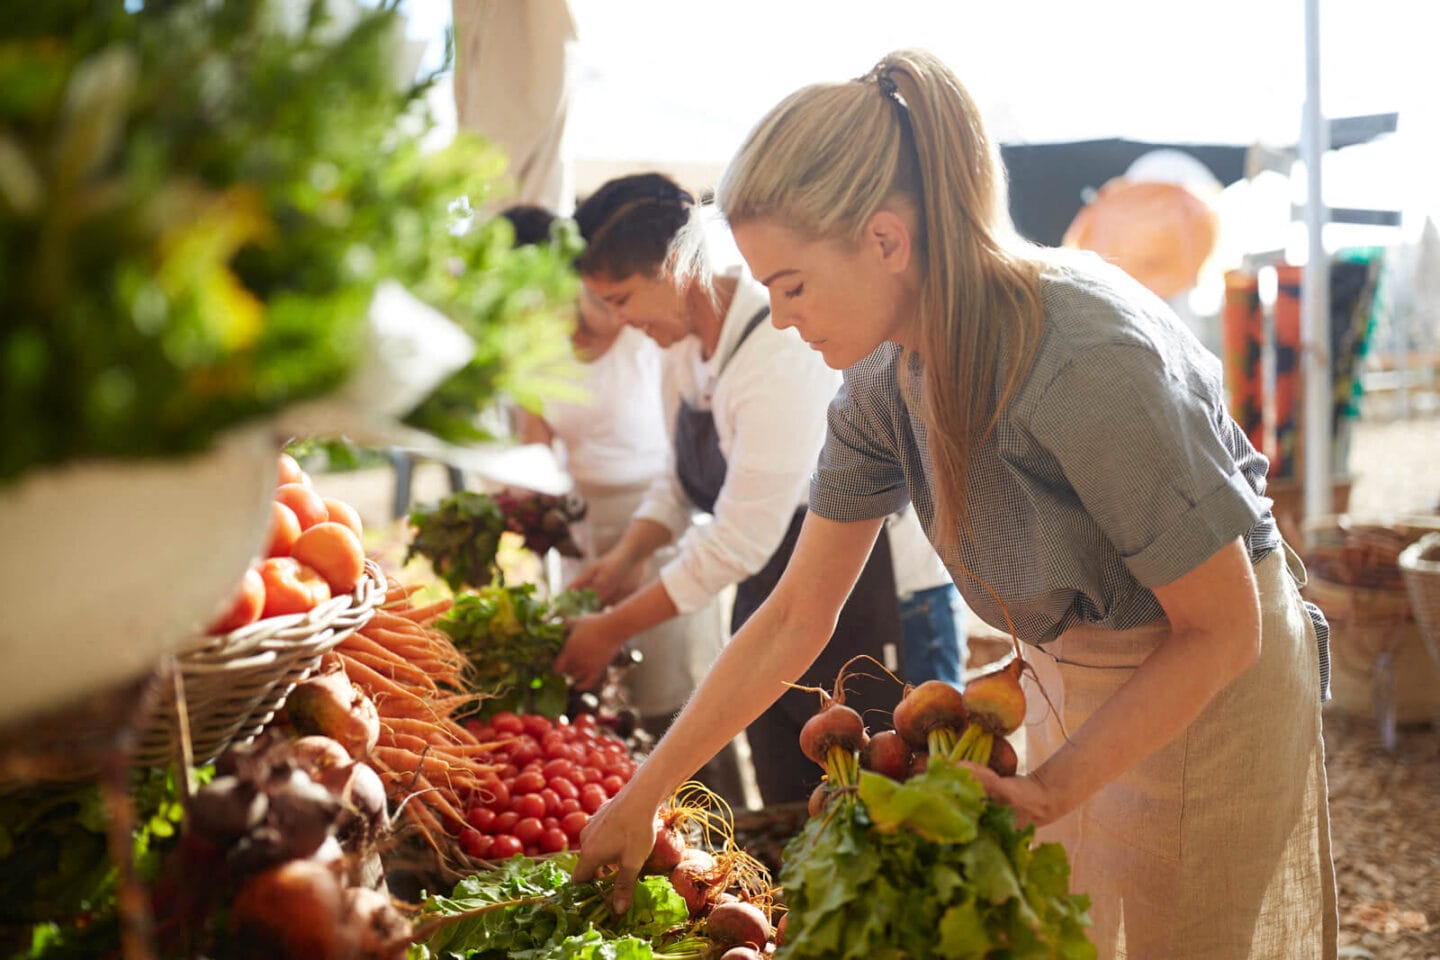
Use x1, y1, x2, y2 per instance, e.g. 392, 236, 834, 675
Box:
690, 273, 738, 361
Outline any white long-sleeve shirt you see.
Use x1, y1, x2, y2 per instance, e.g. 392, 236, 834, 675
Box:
543, 326, 670, 489
635, 268, 842, 615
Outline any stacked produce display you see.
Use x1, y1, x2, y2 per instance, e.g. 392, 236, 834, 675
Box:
0, 462, 1096, 958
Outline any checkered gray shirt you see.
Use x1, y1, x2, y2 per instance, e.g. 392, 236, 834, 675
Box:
810, 260, 1330, 694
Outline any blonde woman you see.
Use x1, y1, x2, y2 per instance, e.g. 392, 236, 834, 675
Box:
573, 51, 1337, 960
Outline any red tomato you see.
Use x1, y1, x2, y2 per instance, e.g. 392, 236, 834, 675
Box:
491, 712, 524, 736
466, 806, 497, 833
539, 788, 562, 816
548, 778, 579, 802
290, 521, 365, 594
559, 798, 582, 816
512, 817, 544, 846
578, 766, 603, 785
481, 781, 511, 811
511, 794, 546, 820
266, 501, 303, 559
573, 713, 599, 732
459, 827, 490, 859
257, 557, 331, 618
539, 828, 569, 854
509, 738, 542, 766
513, 771, 546, 795
276, 452, 309, 486
321, 497, 364, 540
493, 811, 520, 834
541, 759, 575, 782
489, 835, 523, 859
579, 783, 607, 814
601, 774, 626, 796
560, 811, 589, 840
274, 482, 328, 530
207, 566, 266, 634
521, 714, 553, 739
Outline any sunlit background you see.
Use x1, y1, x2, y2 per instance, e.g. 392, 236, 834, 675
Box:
398, 0, 1438, 236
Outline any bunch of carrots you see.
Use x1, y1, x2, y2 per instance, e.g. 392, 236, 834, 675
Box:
330, 580, 504, 859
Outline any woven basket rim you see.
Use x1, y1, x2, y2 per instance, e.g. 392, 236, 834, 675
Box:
1399, 532, 1440, 575
176, 559, 386, 660
132, 559, 387, 768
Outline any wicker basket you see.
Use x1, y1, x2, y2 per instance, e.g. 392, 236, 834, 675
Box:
131, 559, 388, 766
1301, 515, 1440, 734
1399, 532, 1440, 675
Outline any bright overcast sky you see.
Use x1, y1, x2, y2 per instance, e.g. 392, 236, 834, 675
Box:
400, 0, 1438, 216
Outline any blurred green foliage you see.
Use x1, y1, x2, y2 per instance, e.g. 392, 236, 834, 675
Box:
0, 0, 581, 483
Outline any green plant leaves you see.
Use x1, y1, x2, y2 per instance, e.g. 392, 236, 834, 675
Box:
0, 0, 580, 482
413, 855, 691, 960
779, 764, 1096, 960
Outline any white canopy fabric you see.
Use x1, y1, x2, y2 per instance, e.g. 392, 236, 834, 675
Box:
451, 0, 577, 212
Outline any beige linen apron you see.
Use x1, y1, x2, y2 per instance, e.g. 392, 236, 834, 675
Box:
1021, 545, 1338, 959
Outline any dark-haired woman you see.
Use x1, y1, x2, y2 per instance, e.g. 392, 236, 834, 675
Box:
552, 173, 905, 807
500, 205, 732, 799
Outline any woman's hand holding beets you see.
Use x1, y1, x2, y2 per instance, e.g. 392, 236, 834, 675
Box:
957, 764, 1068, 829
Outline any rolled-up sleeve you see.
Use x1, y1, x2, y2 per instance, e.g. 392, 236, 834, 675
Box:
808, 367, 911, 523
657, 336, 839, 615
1026, 343, 1265, 587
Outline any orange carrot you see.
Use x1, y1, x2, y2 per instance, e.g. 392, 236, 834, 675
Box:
336, 654, 423, 700
343, 651, 438, 689
338, 631, 416, 665
394, 598, 454, 623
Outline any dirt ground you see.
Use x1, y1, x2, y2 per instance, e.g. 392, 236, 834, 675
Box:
314, 411, 1440, 959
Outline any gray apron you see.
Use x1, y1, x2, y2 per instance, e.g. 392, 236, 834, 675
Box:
673, 307, 903, 806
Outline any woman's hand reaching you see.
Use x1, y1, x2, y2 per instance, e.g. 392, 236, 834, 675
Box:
569, 550, 648, 606
571, 782, 663, 914
554, 611, 628, 690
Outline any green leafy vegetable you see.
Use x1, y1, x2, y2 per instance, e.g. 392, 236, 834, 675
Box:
412, 853, 696, 960
0, 765, 212, 959
779, 762, 1095, 960
438, 584, 598, 718
407, 492, 509, 594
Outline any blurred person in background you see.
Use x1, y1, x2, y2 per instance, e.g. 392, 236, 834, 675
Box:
550, 174, 905, 806
503, 205, 742, 803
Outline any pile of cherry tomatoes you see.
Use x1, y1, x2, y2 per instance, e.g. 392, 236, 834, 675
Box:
458, 711, 638, 860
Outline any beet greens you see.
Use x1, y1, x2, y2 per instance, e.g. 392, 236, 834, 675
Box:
778, 761, 1095, 959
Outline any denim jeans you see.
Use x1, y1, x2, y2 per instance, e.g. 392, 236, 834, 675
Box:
898, 583, 967, 687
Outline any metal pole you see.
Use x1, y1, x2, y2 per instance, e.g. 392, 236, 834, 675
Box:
1301, 0, 1331, 537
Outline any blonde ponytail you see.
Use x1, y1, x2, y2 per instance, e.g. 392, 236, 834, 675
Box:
719, 49, 1046, 552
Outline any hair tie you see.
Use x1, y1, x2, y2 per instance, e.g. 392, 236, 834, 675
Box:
875, 69, 899, 101
857, 65, 901, 105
